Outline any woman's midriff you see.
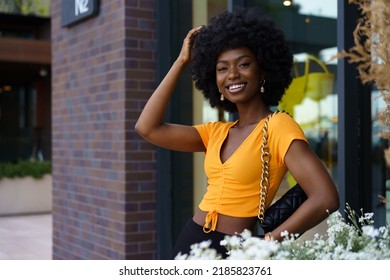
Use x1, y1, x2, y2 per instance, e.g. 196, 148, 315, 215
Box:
192, 209, 257, 235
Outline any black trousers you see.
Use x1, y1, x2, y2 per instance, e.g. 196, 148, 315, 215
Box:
171, 218, 230, 259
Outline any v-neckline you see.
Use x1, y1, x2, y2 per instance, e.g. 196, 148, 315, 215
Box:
219, 118, 264, 165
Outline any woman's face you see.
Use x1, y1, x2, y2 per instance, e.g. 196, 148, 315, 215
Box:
216, 47, 263, 105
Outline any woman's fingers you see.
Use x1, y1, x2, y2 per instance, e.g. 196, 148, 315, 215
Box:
179, 26, 203, 63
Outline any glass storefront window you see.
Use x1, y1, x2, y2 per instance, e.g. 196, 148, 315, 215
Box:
253, 0, 338, 180
372, 90, 390, 224
193, 0, 337, 208
0, 83, 33, 162
192, 0, 338, 199
190, 0, 339, 236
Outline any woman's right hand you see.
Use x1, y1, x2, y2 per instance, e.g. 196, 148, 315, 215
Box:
177, 26, 203, 65
134, 25, 206, 153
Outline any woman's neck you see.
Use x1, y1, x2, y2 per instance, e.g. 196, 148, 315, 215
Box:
235, 103, 271, 127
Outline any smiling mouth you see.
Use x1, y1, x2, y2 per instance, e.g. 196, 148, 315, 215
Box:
227, 83, 246, 93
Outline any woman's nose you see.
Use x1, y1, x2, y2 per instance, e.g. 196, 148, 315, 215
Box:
227, 67, 240, 79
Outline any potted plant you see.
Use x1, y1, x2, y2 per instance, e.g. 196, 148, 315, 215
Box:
340, 0, 390, 139
0, 160, 52, 216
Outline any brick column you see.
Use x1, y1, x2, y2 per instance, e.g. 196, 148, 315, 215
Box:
51, 0, 157, 259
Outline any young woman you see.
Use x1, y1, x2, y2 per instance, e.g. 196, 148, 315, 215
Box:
135, 7, 339, 259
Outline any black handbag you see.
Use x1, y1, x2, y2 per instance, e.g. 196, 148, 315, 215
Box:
253, 111, 307, 238
253, 183, 307, 238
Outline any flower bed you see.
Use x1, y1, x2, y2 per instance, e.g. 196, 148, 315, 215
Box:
0, 174, 52, 216
176, 205, 390, 260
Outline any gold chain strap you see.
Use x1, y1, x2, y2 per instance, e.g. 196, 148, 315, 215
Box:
258, 110, 279, 222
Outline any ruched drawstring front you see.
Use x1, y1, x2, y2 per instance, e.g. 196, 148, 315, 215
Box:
203, 210, 219, 233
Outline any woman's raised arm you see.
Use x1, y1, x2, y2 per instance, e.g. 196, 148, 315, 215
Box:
135, 26, 205, 152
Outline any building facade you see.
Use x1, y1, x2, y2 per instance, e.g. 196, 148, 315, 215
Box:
0, 1, 51, 163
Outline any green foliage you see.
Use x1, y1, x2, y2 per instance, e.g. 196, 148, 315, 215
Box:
0, 160, 52, 179
0, 0, 50, 17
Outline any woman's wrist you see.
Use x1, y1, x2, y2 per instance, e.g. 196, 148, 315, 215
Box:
174, 55, 190, 68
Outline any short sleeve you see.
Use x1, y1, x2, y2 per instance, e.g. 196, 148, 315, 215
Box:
193, 123, 212, 148
268, 112, 308, 165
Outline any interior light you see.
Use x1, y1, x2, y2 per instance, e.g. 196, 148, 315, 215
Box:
283, 0, 292, 6
3, 85, 12, 91
39, 68, 48, 77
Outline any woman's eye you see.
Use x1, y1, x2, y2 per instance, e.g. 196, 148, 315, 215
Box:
217, 67, 227, 72
238, 62, 250, 68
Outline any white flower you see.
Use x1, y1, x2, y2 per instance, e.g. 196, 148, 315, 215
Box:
280, 230, 289, 238
174, 252, 188, 260
362, 225, 380, 238
359, 212, 374, 225
226, 237, 279, 260
225, 235, 242, 248
198, 240, 212, 249
180, 206, 390, 260
228, 250, 250, 260
240, 229, 253, 239
219, 239, 228, 246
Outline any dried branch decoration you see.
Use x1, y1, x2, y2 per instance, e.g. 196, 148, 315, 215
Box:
339, 0, 390, 139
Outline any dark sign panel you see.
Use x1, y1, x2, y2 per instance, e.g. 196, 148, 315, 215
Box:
61, 0, 99, 27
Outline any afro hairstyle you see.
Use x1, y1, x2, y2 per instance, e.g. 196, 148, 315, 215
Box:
191, 7, 293, 113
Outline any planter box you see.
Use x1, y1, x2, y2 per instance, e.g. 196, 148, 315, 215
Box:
0, 174, 52, 216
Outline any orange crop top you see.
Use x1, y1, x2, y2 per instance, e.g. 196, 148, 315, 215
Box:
193, 112, 308, 233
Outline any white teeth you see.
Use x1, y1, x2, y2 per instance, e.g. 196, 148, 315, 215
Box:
229, 84, 244, 90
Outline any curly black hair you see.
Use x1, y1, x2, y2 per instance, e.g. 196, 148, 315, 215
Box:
191, 7, 293, 113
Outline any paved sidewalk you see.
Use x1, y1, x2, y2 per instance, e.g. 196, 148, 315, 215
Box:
0, 214, 52, 260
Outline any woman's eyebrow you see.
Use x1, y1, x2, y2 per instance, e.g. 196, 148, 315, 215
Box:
216, 54, 252, 64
